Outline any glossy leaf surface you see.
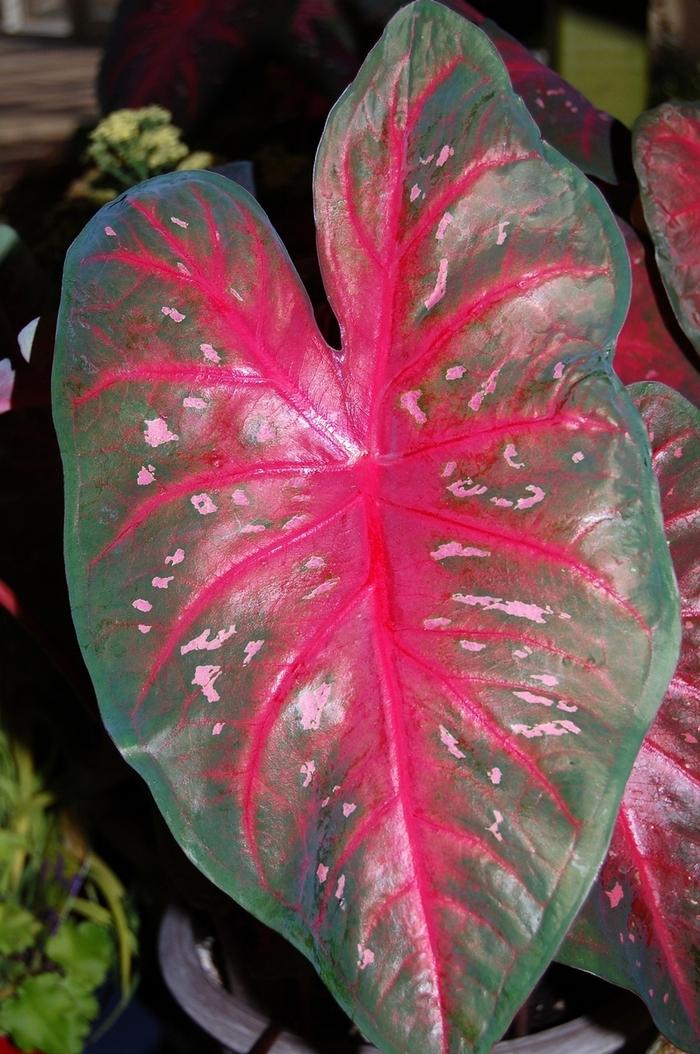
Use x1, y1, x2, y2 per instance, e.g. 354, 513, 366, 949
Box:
634, 103, 700, 354
614, 221, 700, 407
561, 383, 700, 1054
55, 5, 679, 1052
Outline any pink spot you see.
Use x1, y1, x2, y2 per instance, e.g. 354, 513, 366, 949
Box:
572, 451, 584, 463
191, 493, 217, 515
488, 767, 502, 785
487, 810, 504, 841
504, 443, 524, 469
410, 183, 421, 202
335, 875, 346, 900
605, 882, 624, 908
400, 389, 427, 425
243, 640, 264, 666
424, 258, 449, 310
170, 216, 188, 227
423, 617, 452, 628
232, 489, 249, 506
240, 523, 266, 534
176, 262, 191, 275
283, 514, 307, 530
357, 945, 375, 970
468, 368, 500, 412
447, 478, 488, 498
132, 598, 152, 613
683, 733, 698, 743
557, 701, 578, 713
445, 365, 466, 380
628, 933, 635, 943
435, 144, 454, 167
152, 576, 174, 589
305, 556, 325, 570
317, 863, 329, 883
436, 212, 453, 240
511, 719, 581, 738
419, 154, 434, 165
298, 682, 331, 730
257, 421, 275, 443
674, 447, 683, 458
303, 579, 338, 600
491, 497, 514, 508
535, 98, 545, 109
161, 306, 185, 322
460, 640, 486, 652
513, 647, 531, 659
531, 674, 559, 687
212, 722, 225, 736
165, 548, 185, 566
104, 226, 116, 237
440, 725, 465, 759
144, 417, 179, 447
513, 690, 553, 707
496, 220, 510, 246
200, 343, 221, 363
193, 664, 222, 703
231, 288, 244, 302
183, 396, 207, 409
431, 541, 490, 560
300, 760, 316, 787
553, 361, 565, 379
342, 802, 357, 817
663, 993, 669, 1005
515, 485, 546, 510
138, 624, 151, 634
181, 625, 236, 655
137, 464, 156, 486
441, 461, 457, 478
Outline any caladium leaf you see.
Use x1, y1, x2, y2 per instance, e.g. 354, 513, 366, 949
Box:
55, 4, 679, 1052
614, 220, 700, 407
634, 103, 700, 355
560, 383, 700, 1054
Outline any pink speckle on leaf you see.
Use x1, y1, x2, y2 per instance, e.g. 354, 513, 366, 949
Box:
300, 760, 316, 787
176, 261, 191, 276
191, 493, 217, 515
531, 674, 559, 687
460, 640, 486, 652
491, 497, 514, 508
317, 863, 329, 883
342, 802, 357, 817
436, 212, 453, 240
496, 220, 510, 246
513, 690, 553, 707
165, 548, 185, 566
445, 365, 466, 381
453, 593, 551, 624
419, 154, 434, 165
137, 464, 156, 486
192, 664, 222, 703
410, 183, 421, 202
468, 368, 500, 412
435, 144, 454, 167
181, 625, 236, 655
674, 447, 684, 458
431, 541, 490, 560
161, 306, 185, 322
243, 640, 264, 666
104, 226, 117, 237
232, 489, 249, 506
423, 617, 452, 628
447, 478, 488, 498
487, 810, 504, 841
557, 700, 578, 713
504, 443, 525, 469
335, 875, 346, 900
183, 396, 207, 409
152, 576, 174, 589
241, 523, 266, 534
212, 722, 225, 736
488, 767, 502, 785
424, 258, 449, 310
553, 361, 566, 379
400, 389, 427, 425
298, 682, 331, 730
511, 719, 581, 738
605, 882, 624, 908
200, 343, 221, 363
138, 624, 151, 634
357, 945, 375, 970
572, 451, 584, 463
516, 485, 546, 510
132, 598, 152, 613
440, 725, 466, 759
304, 556, 326, 570
302, 579, 338, 601
441, 461, 457, 478
144, 417, 179, 447
170, 216, 188, 228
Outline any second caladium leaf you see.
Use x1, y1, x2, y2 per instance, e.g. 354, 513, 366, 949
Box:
634, 103, 700, 355
54, 4, 679, 1052
561, 384, 700, 1054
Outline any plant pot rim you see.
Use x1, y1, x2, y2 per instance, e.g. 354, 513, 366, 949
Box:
159, 904, 652, 1054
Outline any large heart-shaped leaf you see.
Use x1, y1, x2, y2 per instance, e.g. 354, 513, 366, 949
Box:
634, 103, 700, 355
560, 383, 700, 1054
54, 4, 679, 1052
614, 220, 700, 407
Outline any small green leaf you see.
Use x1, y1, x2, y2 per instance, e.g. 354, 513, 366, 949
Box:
0, 973, 98, 1054
0, 903, 40, 956
46, 920, 113, 991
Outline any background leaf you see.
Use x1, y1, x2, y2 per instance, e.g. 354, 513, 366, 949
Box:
560, 383, 700, 1054
55, 4, 679, 1052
